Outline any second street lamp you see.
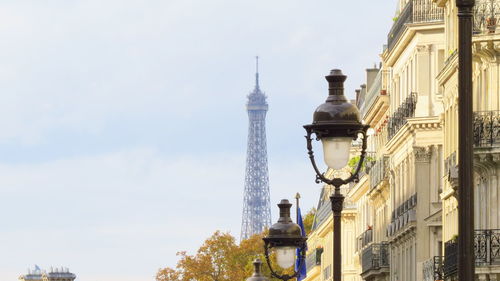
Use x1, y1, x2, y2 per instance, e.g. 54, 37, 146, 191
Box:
303, 69, 369, 281
246, 259, 270, 281
263, 199, 307, 281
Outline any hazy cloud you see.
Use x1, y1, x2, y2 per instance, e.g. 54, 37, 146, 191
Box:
0, 1, 395, 280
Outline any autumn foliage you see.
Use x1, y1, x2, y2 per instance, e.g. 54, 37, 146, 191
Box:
157, 209, 316, 281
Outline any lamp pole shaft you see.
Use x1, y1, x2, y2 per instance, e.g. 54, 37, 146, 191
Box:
456, 0, 475, 280
330, 187, 344, 281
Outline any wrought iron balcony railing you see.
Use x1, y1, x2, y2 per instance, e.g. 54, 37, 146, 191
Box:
369, 156, 389, 190
352, 151, 376, 181
423, 256, 444, 281
357, 228, 373, 252
474, 0, 500, 34
388, 0, 444, 51
443, 238, 458, 278
391, 193, 418, 222
413, 0, 445, 23
312, 198, 331, 231
443, 230, 500, 278
388, 193, 417, 236
388, 0, 413, 51
475, 229, 500, 265
388, 93, 417, 141
306, 247, 323, 273
473, 110, 500, 148
361, 243, 389, 274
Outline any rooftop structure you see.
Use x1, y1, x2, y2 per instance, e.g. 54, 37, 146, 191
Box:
19, 266, 76, 281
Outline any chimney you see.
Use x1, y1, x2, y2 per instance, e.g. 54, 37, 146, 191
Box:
366, 64, 380, 91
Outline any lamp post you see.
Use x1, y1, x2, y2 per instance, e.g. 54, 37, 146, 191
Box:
263, 199, 307, 281
456, 0, 475, 280
303, 69, 369, 281
246, 259, 270, 281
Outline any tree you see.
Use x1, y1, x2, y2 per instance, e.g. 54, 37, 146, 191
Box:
303, 207, 316, 235
156, 231, 241, 281
156, 267, 180, 281
347, 155, 375, 173
157, 230, 292, 281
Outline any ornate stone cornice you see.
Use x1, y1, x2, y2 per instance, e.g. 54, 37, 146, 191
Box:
341, 213, 356, 223
368, 184, 390, 205
473, 40, 500, 63
386, 117, 442, 154
388, 223, 417, 243
474, 152, 500, 176
383, 23, 444, 67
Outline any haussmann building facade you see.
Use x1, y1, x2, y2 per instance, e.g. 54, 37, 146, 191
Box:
303, 0, 499, 280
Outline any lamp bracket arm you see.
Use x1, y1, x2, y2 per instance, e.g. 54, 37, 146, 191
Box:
305, 132, 332, 184
345, 130, 368, 183
263, 243, 281, 280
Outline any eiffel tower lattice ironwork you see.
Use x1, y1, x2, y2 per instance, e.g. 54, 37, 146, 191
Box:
241, 57, 272, 240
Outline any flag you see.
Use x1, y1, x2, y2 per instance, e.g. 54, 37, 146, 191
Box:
295, 207, 307, 281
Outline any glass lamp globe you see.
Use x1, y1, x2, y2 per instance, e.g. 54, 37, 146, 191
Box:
275, 246, 296, 268
321, 137, 352, 170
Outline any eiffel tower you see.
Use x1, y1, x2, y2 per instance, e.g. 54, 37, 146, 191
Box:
241, 57, 272, 240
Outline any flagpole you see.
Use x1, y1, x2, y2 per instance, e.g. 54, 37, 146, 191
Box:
295, 192, 306, 281
295, 193, 301, 223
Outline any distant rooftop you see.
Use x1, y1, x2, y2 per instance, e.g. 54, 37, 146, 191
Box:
19, 266, 76, 281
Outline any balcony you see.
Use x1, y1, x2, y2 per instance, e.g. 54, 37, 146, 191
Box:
443, 230, 500, 278
443, 238, 458, 278
361, 243, 390, 278
388, 93, 417, 141
391, 193, 418, 222
369, 156, 389, 190
473, 110, 499, 148
306, 247, 323, 273
311, 198, 331, 231
423, 256, 444, 281
350, 151, 376, 181
475, 229, 500, 265
388, 0, 444, 51
388, 0, 413, 51
357, 228, 373, 252
474, 0, 500, 35
388, 193, 417, 236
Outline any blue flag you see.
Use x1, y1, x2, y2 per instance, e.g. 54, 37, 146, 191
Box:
295, 207, 307, 281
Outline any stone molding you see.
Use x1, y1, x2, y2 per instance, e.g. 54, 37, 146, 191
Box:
474, 152, 500, 177
416, 44, 432, 53
386, 117, 442, 153
473, 40, 500, 63
414, 146, 432, 162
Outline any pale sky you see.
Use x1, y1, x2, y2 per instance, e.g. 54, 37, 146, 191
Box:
0, 1, 395, 280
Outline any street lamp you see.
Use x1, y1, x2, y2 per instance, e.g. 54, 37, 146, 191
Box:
246, 259, 269, 281
303, 69, 369, 281
456, 0, 475, 280
263, 199, 307, 281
